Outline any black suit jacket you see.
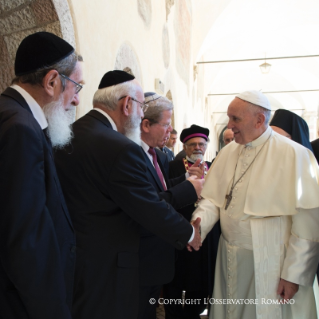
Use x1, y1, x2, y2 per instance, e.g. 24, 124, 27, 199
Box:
54, 110, 193, 319
159, 146, 175, 161
139, 148, 197, 285
0, 88, 75, 319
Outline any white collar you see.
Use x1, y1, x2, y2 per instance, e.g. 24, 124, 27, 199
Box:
11, 85, 48, 130
93, 108, 117, 131
245, 126, 272, 148
141, 140, 150, 153
186, 156, 195, 163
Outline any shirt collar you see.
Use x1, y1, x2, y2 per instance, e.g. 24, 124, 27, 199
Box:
141, 140, 149, 153
11, 84, 48, 130
93, 108, 117, 131
245, 126, 272, 148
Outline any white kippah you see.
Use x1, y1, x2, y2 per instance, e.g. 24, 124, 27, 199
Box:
236, 90, 271, 110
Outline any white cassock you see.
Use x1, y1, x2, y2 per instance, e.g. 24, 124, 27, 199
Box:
193, 126, 319, 319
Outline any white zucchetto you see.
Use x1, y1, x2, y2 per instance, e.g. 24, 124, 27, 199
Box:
236, 90, 271, 110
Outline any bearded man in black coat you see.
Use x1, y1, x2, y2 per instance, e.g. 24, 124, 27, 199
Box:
0, 32, 84, 319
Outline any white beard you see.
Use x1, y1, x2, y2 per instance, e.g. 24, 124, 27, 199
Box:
123, 106, 141, 145
189, 153, 203, 162
43, 97, 75, 149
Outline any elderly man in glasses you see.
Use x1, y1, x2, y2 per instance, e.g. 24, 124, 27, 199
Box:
54, 71, 202, 319
138, 93, 205, 319
164, 125, 221, 318
0, 32, 83, 319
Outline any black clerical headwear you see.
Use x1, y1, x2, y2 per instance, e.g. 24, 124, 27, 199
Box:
270, 109, 313, 151
180, 125, 209, 143
15, 32, 74, 76
98, 70, 135, 89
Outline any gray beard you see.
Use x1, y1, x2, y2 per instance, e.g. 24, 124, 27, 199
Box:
123, 108, 141, 145
189, 153, 203, 162
42, 97, 75, 149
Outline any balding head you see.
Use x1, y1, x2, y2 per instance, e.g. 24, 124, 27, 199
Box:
223, 129, 234, 145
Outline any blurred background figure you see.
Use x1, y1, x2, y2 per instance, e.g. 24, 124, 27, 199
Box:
223, 128, 234, 145
166, 129, 178, 150
269, 109, 313, 151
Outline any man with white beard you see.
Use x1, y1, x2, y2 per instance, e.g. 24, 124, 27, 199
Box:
0, 32, 83, 319
54, 70, 202, 319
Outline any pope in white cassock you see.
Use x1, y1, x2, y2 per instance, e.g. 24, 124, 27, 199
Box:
192, 90, 319, 319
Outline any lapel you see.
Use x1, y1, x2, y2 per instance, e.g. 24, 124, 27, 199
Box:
155, 149, 171, 188
2, 88, 74, 230
142, 149, 165, 192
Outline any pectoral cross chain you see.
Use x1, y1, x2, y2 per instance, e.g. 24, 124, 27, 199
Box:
225, 190, 233, 210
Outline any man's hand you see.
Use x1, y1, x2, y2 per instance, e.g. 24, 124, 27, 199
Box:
187, 217, 202, 252
277, 278, 299, 301
188, 159, 204, 178
187, 175, 204, 198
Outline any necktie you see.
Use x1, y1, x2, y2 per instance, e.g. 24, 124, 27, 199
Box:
148, 147, 167, 190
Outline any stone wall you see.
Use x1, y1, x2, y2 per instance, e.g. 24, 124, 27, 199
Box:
0, 0, 74, 92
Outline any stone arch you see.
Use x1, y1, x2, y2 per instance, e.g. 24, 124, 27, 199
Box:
0, 0, 75, 92
114, 42, 143, 87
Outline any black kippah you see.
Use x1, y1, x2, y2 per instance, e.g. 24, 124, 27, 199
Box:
98, 70, 135, 89
15, 32, 74, 76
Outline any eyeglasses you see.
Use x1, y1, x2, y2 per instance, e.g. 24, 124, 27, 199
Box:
59, 73, 83, 94
154, 122, 171, 129
185, 142, 207, 148
118, 96, 149, 112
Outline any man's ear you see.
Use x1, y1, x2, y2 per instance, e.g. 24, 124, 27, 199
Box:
141, 118, 151, 133
42, 70, 60, 97
256, 112, 266, 128
183, 144, 187, 151
119, 96, 131, 116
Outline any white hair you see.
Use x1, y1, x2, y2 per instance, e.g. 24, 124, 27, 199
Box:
92, 80, 140, 111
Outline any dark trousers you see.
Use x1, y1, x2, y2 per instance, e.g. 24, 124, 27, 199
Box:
163, 284, 207, 319
137, 285, 162, 319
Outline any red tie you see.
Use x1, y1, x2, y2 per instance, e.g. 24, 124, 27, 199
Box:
148, 147, 167, 190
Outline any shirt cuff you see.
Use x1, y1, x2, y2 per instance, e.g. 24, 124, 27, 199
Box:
188, 225, 195, 243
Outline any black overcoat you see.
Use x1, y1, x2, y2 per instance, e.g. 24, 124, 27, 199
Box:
0, 88, 75, 319
54, 110, 193, 319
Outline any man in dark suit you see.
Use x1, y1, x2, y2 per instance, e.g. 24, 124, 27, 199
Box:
138, 92, 206, 319
54, 71, 202, 319
0, 32, 83, 318
164, 125, 221, 319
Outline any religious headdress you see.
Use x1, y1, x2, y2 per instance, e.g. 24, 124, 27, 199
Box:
98, 70, 135, 89
15, 32, 74, 76
236, 90, 271, 110
270, 109, 313, 151
144, 92, 162, 103
180, 125, 209, 143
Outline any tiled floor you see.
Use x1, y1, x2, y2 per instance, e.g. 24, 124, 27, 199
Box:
156, 304, 209, 319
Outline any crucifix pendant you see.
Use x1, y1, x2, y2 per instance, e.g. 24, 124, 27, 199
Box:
225, 190, 233, 210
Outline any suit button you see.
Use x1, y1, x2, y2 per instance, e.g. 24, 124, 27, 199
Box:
70, 246, 76, 253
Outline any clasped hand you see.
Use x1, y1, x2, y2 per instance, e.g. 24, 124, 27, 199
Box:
187, 217, 202, 252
